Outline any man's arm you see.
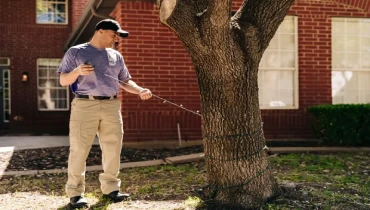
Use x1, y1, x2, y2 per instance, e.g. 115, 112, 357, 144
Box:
120, 80, 152, 100
59, 64, 94, 87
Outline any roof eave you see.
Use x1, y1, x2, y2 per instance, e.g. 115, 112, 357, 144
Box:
63, 0, 119, 51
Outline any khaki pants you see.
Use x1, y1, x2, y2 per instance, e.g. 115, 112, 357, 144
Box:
65, 98, 123, 197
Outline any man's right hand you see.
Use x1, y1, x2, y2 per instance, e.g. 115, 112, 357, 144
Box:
75, 64, 94, 75
60, 64, 94, 86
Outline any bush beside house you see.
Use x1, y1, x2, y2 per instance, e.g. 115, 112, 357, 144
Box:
308, 104, 370, 146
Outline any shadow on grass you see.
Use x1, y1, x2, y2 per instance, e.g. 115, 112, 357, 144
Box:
57, 203, 75, 210
57, 198, 112, 210
87, 197, 112, 210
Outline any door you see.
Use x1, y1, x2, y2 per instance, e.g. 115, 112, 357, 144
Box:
0, 66, 10, 129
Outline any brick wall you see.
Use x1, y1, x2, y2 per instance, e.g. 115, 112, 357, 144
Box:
0, 0, 69, 134
268, 0, 370, 140
110, 0, 370, 142
112, 2, 202, 142
72, 0, 89, 28
1, 0, 369, 140
0, 0, 88, 134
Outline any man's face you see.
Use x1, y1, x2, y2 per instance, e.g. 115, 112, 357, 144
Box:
101, 30, 119, 48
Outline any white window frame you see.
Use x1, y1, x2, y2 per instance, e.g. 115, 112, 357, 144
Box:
259, 16, 299, 109
37, 58, 69, 111
36, 0, 68, 25
332, 17, 370, 104
0, 57, 10, 66
3, 69, 10, 122
0, 58, 11, 122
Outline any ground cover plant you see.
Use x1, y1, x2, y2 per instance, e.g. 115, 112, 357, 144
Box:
0, 152, 369, 210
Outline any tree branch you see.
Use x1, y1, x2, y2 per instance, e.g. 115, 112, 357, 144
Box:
234, 0, 295, 51
158, 0, 177, 28
206, 0, 232, 27
157, 0, 209, 53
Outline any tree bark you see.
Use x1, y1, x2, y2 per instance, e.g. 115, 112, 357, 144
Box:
158, 0, 295, 209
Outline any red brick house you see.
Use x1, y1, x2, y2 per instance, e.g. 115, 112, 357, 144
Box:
1, 0, 369, 144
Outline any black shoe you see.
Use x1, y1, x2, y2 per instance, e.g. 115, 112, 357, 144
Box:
103, 191, 130, 202
70, 196, 88, 208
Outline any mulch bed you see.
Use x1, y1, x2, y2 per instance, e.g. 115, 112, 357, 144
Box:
1, 145, 204, 171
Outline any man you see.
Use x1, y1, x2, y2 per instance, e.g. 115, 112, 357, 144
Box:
58, 19, 152, 208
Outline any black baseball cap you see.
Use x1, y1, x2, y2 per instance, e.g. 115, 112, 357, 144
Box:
95, 19, 129, 38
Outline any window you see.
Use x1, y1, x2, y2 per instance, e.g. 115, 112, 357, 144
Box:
332, 18, 370, 104
258, 16, 298, 109
36, 0, 67, 24
37, 59, 69, 111
0, 58, 10, 66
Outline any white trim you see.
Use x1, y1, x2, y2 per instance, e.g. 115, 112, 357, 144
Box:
293, 15, 299, 109
332, 17, 370, 104
333, 68, 370, 72
0, 58, 10, 66
259, 15, 299, 110
3, 69, 10, 122
37, 58, 69, 111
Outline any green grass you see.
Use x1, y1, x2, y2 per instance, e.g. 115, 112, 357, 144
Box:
360, 182, 370, 195
263, 203, 300, 210
267, 152, 370, 210
1, 153, 370, 210
270, 153, 345, 171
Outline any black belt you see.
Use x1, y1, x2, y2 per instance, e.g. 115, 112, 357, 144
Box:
75, 94, 117, 100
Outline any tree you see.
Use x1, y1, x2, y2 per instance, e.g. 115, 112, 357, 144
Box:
157, 0, 295, 209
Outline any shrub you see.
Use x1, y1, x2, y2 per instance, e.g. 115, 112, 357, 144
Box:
308, 104, 370, 146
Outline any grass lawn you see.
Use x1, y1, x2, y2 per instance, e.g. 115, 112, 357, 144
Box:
0, 152, 369, 210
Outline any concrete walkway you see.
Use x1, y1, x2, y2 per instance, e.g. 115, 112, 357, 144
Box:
0, 136, 99, 151
1, 135, 370, 177
1, 135, 369, 153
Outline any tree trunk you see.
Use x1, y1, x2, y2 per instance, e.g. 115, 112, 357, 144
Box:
158, 0, 295, 209
197, 49, 279, 209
